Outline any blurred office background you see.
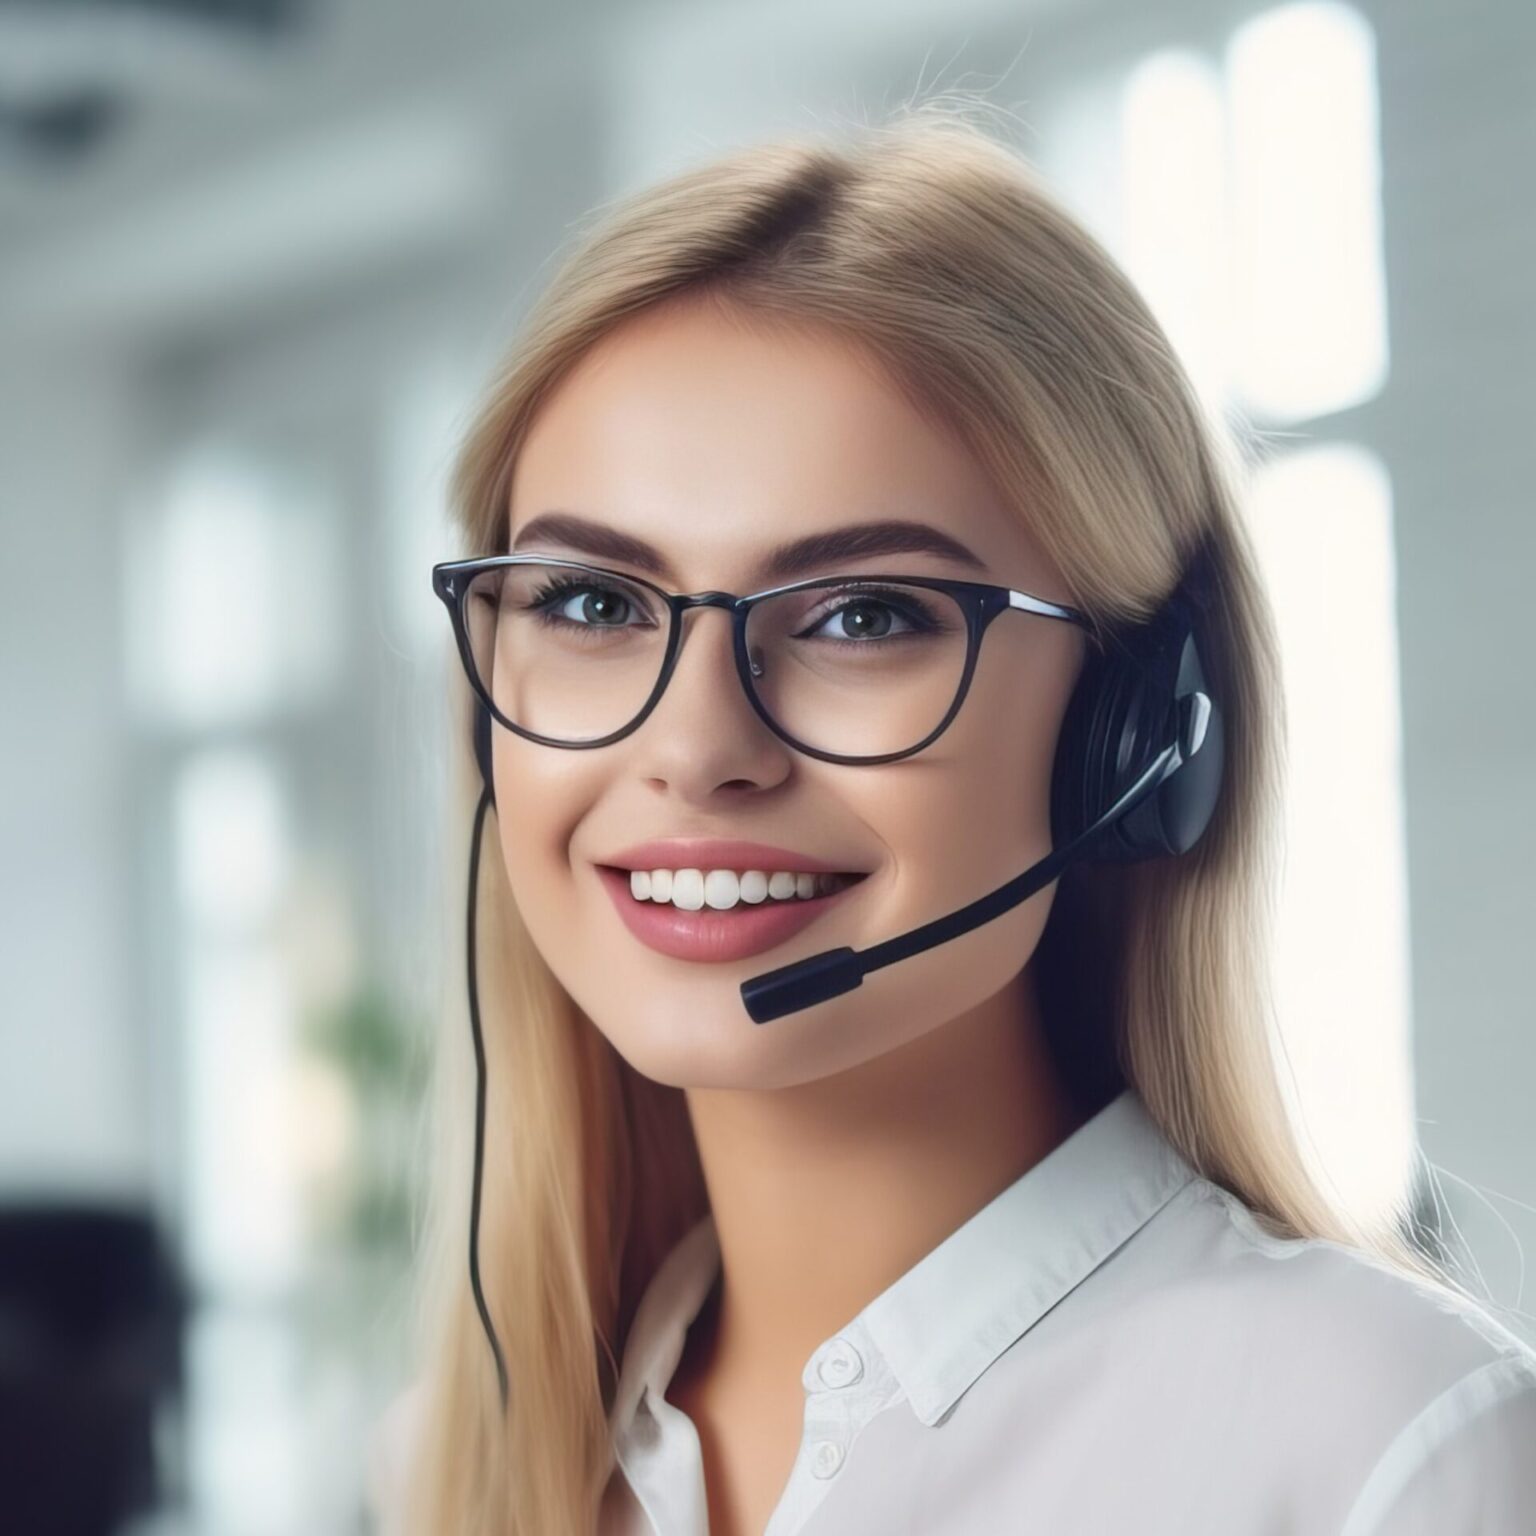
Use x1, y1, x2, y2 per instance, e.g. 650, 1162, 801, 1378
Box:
1, 0, 1532, 1531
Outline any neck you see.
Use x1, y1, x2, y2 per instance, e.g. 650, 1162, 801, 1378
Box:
678, 965, 1088, 1396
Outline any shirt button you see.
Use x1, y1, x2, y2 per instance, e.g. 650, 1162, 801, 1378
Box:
815, 1337, 864, 1389
810, 1439, 845, 1478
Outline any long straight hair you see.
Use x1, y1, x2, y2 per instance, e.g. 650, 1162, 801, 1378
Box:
392, 100, 1489, 1536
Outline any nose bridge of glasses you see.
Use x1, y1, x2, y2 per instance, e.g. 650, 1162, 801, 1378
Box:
675, 589, 742, 613
669, 589, 747, 663
658, 589, 770, 704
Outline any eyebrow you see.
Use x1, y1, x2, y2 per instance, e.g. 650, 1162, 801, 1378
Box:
509, 510, 989, 586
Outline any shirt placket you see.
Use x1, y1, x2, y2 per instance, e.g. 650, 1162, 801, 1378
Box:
763, 1318, 902, 1536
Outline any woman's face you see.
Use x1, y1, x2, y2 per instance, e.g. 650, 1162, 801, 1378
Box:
496, 297, 1087, 1089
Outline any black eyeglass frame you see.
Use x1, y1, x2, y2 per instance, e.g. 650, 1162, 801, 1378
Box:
431, 554, 1098, 767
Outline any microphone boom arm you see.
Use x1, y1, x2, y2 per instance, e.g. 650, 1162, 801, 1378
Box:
739, 713, 1199, 1025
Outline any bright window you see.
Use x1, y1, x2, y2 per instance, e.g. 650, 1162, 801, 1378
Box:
1037, 1, 1408, 1230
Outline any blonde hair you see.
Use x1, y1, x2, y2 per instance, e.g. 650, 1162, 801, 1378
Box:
396, 100, 1486, 1536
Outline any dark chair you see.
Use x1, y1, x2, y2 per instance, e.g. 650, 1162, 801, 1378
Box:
0, 1202, 187, 1536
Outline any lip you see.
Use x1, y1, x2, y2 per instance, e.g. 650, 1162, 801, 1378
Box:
594, 861, 868, 963
599, 839, 869, 876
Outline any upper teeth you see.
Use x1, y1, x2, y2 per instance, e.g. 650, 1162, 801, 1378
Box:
626, 868, 854, 910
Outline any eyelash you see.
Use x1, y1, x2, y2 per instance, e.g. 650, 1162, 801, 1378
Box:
519, 575, 950, 645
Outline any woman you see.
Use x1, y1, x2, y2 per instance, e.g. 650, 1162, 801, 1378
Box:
370, 106, 1535, 1534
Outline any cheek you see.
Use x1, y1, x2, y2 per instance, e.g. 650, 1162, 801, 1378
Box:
496, 809, 559, 912
847, 694, 1065, 1029
491, 737, 590, 944
876, 672, 1064, 889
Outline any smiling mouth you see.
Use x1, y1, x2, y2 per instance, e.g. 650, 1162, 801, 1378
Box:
592, 860, 872, 964
596, 865, 870, 910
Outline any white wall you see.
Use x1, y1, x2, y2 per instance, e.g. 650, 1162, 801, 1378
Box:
1370, 0, 1536, 1322
0, 347, 155, 1198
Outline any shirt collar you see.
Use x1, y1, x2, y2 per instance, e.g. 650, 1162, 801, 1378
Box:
861, 1084, 1197, 1424
608, 1085, 1198, 1437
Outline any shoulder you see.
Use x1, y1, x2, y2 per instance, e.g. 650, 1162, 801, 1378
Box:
1163, 1176, 1536, 1529
1171, 1175, 1534, 1376
1338, 1351, 1536, 1533
364, 1379, 431, 1535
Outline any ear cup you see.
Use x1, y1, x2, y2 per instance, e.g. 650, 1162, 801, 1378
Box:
473, 696, 495, 808
1050, 590, 1223, 863
1050, 640, 1144, 859
1050, 646, 1103, 852
1084, 654, 1149, 842
1154, 619, 1224, 857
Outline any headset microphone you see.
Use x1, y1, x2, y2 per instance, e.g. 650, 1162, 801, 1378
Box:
461, 561, 1223, 1408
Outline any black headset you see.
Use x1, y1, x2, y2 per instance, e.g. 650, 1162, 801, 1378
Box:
460, 539, 1224, 1410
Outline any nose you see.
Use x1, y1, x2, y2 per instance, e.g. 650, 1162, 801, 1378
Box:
626, 600, 789, 789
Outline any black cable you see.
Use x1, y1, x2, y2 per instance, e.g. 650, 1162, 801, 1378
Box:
466, 782, 510, 1411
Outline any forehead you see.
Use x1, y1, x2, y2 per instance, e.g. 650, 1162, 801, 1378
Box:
506, 299, 1050, 590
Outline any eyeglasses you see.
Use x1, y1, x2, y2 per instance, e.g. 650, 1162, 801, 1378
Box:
431, 554, 1095, 766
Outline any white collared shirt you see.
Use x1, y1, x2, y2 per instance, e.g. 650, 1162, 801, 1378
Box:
593, 1087, 1536, 1535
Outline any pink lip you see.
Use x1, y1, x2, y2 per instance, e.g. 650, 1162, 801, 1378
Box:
594, 862, 868, 963
599, 839, 867, 876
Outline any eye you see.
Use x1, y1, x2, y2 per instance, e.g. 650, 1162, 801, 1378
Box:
524, 575, 657, 632
795, 590, 943, 645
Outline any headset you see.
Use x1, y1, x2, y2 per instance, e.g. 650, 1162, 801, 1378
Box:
460, 539, 1225, 1411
